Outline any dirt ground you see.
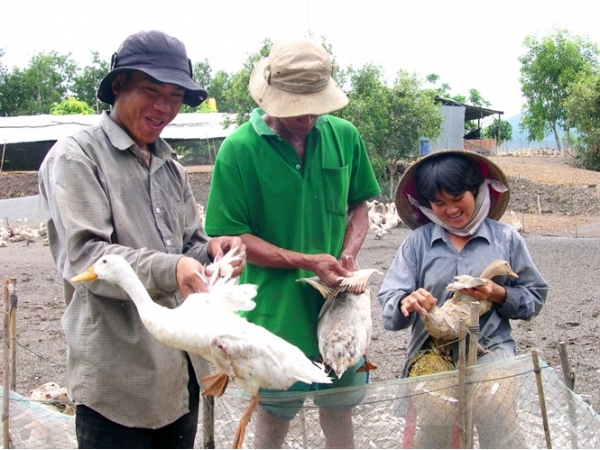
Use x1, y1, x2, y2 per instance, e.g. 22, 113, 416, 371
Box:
0, 155, 599, 416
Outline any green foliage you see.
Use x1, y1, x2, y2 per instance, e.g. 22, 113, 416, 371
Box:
224, 38, 273, 125
180, 100, 218, 114
483, 119, 513, 144
209, 70, 233, 112
519, 27, 599, 150
50, 96, 95, 115
0, 50, 77, 115
72, 51, 110, 113
337, 64, 442, 195
564, 70, 600, 169
193, 59, 212, 91
0, 48, 6, 80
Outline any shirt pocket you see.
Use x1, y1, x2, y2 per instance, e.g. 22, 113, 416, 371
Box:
322, 165, 349, 216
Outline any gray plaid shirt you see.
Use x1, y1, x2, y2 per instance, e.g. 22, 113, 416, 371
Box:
39, 112, 210, 428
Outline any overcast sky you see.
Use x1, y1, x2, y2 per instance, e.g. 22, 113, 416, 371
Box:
2, 0, 599, 118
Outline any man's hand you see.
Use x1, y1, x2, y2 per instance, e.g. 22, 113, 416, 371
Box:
207, 236, 247, 278
400, 288, 438, 317
176, 256, 208, 297
308, 254, 353, 289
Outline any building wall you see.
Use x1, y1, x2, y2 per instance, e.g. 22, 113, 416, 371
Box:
431, 105, 465, 151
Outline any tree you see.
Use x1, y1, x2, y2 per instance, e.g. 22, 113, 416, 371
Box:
209, 70, 233, 112
50, 96, 95, 115
193, 59, 213, 92
337, 65, 442, 195
224, 38, 273, 125
0, 48, 6, 81
0, 51, 77, 115
564, 71, 600, 169
519, 27, 599, 153
0, 68, 26, 116
72, 51, 110, 113
483, 119, 513, 145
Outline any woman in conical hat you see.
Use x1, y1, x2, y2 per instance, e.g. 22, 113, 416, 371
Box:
378, 150, 548, 448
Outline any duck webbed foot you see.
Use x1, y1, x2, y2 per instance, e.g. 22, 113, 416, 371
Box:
201, 372, 229, 397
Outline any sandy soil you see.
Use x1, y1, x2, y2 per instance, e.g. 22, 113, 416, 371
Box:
0, 155, 599, 416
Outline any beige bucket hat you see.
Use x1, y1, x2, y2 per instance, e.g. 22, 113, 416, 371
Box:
248, 37, 348, 117
395, 150, 510, 230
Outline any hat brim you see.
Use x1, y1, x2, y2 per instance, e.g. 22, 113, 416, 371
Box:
248, 57, 348, 117
394, 150, 510, 230
97, 67, 207, 107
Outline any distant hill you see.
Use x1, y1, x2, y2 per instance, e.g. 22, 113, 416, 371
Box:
500, 112, 561, 149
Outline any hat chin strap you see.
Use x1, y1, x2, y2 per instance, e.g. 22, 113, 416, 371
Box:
409, 180, 507, 236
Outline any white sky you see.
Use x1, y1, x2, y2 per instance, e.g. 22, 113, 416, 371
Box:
2, 0, 599, 118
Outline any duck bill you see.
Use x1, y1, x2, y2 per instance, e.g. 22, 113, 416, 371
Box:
509, 270, 519, 279
71, 265, 98, 283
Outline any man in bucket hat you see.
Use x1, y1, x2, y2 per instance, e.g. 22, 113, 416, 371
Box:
39, 30, 245, 448
378, 150, 548, 448
205, 37, 380, 448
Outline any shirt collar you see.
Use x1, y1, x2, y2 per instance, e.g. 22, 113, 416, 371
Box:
249, 108, 326, 136
430, 218, 493, 246
99, 111, 176, 159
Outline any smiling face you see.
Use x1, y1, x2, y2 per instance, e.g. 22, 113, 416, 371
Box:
109, 71, 185, 149
430, 189, 476, 230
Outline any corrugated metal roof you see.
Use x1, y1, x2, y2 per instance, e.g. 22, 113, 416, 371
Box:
434, 96, 503, 121
0, 113, 237, 144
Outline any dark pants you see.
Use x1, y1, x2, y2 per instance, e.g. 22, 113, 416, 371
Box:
76, 361, 200, 449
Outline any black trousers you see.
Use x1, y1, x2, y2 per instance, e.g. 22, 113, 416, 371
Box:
75, 360, 200, 449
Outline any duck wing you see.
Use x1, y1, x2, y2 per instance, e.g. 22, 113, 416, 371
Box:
446, 275, 486, 291
209, 317, 331, 394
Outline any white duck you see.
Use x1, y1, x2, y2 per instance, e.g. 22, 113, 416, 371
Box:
422, 259, 519, 343
71, 253, 331, 449
298, 269, 381, 378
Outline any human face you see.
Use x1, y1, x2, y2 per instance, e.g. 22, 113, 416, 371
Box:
429, 190, 476, 230
275, 115, 318, 140
110, 72, 185, 149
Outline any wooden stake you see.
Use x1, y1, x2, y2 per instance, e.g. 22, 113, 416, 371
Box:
0, 140, 6, 173
202, 394, 215, 449
464, 302, 480, 448
458, 318, 468, 448
559, 342, 579, 449
8, 278, 17, 392
3, 279, 11, 449
532, 350, 552, 448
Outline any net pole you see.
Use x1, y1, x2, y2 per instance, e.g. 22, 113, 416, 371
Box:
458, 318, 467, 448
202, 395, 215, 449
3, 279, 11, 448
558, 342, 578, 449
465, 302, 480, 448
532, 350, 552, 449
9, 279, 17, 392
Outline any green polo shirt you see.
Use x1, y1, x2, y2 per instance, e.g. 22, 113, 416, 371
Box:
205, 108, 380, 355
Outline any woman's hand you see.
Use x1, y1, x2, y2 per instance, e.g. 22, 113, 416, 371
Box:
400, 288, 438, 317
461, 279, 507, 305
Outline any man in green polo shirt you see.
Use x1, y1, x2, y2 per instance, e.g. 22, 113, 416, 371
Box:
204, 37, 380, 449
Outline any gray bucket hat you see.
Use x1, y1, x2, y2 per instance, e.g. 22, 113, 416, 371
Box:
97, 30, 207, 107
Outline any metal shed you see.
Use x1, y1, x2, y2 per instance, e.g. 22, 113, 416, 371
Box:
431, 96, 504, 154
0, 113, 236, 171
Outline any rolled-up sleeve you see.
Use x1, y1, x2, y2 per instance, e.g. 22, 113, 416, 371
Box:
499, 233, 548, 321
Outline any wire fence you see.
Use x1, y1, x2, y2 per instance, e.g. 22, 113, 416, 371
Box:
2, 351, 600, 449
2, 279, 600, 449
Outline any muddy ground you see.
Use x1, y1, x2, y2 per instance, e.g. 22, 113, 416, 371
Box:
0, 155, 599, 415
